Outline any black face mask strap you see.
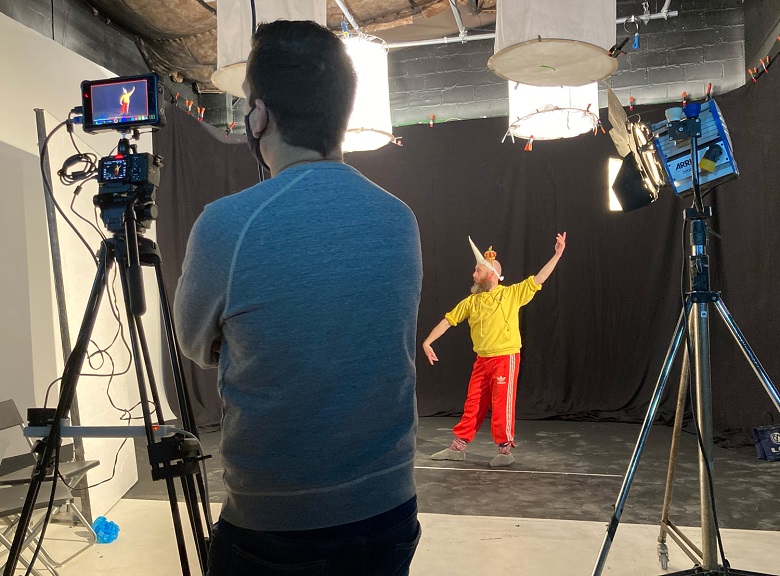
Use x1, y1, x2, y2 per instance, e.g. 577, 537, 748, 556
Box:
244, 105, 271, 180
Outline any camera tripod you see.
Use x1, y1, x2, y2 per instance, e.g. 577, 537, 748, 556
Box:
4, 190, 213, 575
592, 109, 780, 575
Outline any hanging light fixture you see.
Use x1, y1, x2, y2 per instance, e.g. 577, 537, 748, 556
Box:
489, 0, 618, 87
342, 34, 395, 152
505, 81, 599, 142
211, 0, 327, 98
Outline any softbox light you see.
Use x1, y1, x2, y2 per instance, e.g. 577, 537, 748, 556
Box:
342, 35, 395, 152
488, 0, 618, 86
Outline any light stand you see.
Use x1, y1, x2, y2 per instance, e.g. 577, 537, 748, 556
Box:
591, 103, 780, 576
4, 133, 213, 576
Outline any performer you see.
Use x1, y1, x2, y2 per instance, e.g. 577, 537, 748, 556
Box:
422, 233, 566, 467
119, 86, 135, 115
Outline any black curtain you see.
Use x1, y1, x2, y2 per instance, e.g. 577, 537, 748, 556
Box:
153, 72, 780, 435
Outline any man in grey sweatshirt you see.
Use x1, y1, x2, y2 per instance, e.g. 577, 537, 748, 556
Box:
174, 20, 423, 576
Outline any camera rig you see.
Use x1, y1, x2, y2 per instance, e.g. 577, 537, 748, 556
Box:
94, 132, 163, 234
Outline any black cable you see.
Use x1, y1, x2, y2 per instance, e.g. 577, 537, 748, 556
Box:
69, 187, 105, 240
57, 153, 97, 185
60, 438, 129, 491
194, 0, 216, 14
40, 120, 98, 267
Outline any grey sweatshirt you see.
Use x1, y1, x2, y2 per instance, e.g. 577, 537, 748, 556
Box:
174, 161, 422, 531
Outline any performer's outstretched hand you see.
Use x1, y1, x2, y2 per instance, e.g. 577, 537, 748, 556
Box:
423, 342, 439, 365
554, 232, 566, 256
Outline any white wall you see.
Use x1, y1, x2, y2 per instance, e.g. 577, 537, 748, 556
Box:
0, 13, 170, 517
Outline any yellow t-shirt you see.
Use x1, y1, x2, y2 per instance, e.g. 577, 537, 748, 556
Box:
444, 276, 541, 357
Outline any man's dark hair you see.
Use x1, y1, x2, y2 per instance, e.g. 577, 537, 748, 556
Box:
246, 20, 357, 156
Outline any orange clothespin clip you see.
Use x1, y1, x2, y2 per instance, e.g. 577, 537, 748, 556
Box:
429, 114, 435, 128
681, 91, 688, 106
629, 95, 635, 111
760, 57, 769, 74
706, 83, 712, 100
170, 91, 180, 105
197, 107, 206, 122
225, 120, 236, 138
594, 119, 605, 135
524, 136, 533, 152
748, 67, 757, 83
184, 99, 193, 114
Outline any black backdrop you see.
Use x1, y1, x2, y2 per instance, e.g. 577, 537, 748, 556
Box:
154, 71, 779, 435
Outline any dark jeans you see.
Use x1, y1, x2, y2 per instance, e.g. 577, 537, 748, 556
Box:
206, 497, 421, 576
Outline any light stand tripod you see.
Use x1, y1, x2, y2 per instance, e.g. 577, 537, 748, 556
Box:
592, 104, 780, 576
4, 135, 213, 576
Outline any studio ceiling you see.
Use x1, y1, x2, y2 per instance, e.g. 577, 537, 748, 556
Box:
85, 0, 497, 92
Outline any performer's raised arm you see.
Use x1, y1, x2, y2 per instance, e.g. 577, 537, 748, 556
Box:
533, 232, 566, 285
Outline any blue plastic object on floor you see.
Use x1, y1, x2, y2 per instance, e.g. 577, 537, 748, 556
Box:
92, 516, 120, 544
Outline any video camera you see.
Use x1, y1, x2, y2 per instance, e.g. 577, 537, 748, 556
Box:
80, 73, 165, 234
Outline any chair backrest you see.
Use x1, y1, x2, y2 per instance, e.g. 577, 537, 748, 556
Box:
0, 400, 36, 475
0, 399, 25, 432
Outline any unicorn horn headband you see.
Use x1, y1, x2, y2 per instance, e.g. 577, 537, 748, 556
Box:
468, 236, 504, 281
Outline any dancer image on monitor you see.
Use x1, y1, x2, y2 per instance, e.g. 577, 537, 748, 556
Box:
119, 86, 136, 115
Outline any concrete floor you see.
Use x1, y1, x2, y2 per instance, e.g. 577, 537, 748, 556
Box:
7, 500, 780, 575
5, 418, 780, 575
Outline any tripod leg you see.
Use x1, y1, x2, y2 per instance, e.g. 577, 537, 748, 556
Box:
713, 299, 780, 412
3, 242, 112, 576
658, 340, 691, 570
153, 261, 200, 438
692, 301, 717, 570
153, 259, 214, 559
134, 314, 211, 568
115, 261, 193, 576
592, 306, 689, 576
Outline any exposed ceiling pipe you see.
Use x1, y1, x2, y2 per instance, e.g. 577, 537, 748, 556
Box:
617, 10, 678, 24
334, 0, 361, 33
389, 32, 495, 49
388, 6, 679, 50
448, 0, 466, 40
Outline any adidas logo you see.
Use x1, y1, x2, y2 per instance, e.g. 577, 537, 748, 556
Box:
496, 376, 507, 385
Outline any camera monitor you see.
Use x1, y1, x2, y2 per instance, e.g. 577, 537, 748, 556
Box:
81, 73, 164, 132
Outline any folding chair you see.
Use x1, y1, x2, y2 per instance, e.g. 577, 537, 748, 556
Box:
0, 399, 100, 574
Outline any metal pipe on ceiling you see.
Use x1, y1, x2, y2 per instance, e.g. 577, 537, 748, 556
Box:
388, 8, 679, 50
334, 0, 361, 33
448, 0, 466, 39
617, 10, 678, 25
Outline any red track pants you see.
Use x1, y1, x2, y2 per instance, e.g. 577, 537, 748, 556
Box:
452, 353, 520, 446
